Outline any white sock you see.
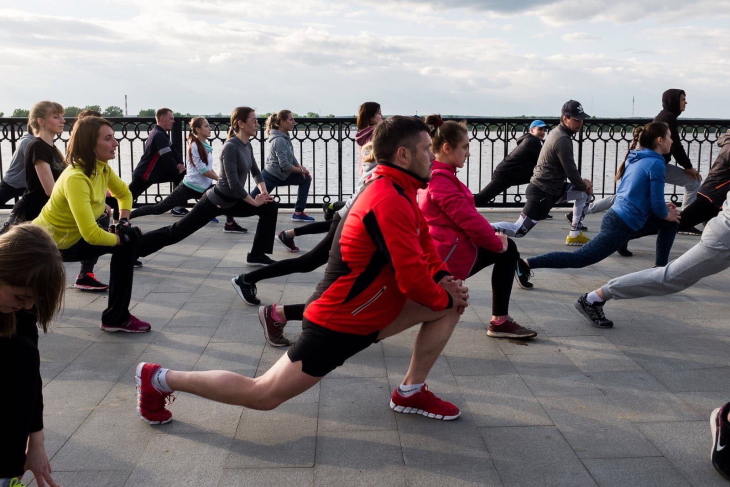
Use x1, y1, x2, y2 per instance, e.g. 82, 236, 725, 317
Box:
151, 367, 173, 393
569, 229, 581, 238
398, 383, 424, 396
586, 291, 605, 304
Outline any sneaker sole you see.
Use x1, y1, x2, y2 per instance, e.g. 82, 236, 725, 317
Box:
514, 274, 533, 290
274, 236, 299, 252
100, 325, 150, 333
573, 300, 613, 328
566, 242, 588, 246
74, 285, 109, 292
389, 400, 460, 420
135, 363, 173, 425
246, 261, 270, 267
290, 218, 314, 222
258, 307, 290, 347
231, 277, 259, 306
709, 407, 730, 480
487, 330, 537, 338
224, 229, 248, 234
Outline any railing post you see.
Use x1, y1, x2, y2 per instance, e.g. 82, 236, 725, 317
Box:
171, 118, 184, 161
577, 125, 584, 173
338, 121, 343, 201
9, 121, 17, 154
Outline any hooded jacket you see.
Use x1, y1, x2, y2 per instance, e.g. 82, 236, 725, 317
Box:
654, 89, 692, 170
264, 129, 300, 181
530, 123, 587, 196
493, 133, 544, 184
132, 124, 184, 182
419, 161, 504, 280
698, 131, 730, 207
612, 148, 669, 231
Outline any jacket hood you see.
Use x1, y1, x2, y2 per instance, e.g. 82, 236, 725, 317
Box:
267, 129, 288, 142
661, 89, 686, 116
718, 131, 730, 148
627, 147, 664, 165
356, 125, 376, 146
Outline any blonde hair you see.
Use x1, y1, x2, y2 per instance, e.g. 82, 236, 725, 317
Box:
0, 224, 65, 337
28, 101, 64, 135
361, 142, 375, 163
265, 110, 292, 137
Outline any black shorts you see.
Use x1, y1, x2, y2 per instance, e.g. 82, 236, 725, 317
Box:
287, 318, 380, 377
522, 183, 561, 221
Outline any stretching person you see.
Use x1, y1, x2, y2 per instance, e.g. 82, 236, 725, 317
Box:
0, 131, 34, 206
0, 225, 65, 487
517, 122, 680, 282
250, 110, 315, 222
492, 100, 594, 246
33, 116, 151, 333
355, 101, 382, 164
136, 107, 279, 266
134, 116, 469, 425
420, 115, 537, 337
130, 117, 219, 219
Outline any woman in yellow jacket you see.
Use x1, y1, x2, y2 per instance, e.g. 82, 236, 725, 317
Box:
34, 116, 151, 333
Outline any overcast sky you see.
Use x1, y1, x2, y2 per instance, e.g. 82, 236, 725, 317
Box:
1, 0, 729, 118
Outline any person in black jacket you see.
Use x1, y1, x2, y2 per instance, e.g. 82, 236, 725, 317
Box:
474, 120, 547, 206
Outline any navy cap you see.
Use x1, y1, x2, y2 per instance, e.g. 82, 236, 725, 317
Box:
561, 100, 589, 120
529, 120, 547, 129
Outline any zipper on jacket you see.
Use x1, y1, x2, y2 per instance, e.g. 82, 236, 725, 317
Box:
351, 286, 387, 316
444, 238, 459, 262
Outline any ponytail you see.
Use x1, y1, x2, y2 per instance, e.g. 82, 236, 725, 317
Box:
616, 122, 669, 181
424, 114, 468, 155
187, 117, 209, 168
265, 110, 292, 137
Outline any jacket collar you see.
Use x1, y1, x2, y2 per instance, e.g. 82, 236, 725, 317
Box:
432, 160, 456, 174
374, 161, 430, 190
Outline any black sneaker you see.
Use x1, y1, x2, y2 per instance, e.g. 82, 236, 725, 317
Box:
231, 275, 260, 306
515, 259, 533, 290
545, 214, 553, 219
258, 304, 293, 347
246, 252, 276, 267
574, 294, 613, 328
617, 242, 633, 257
74, 272, 109, 292
134, 260, 143, 268
171, 207, 188, 217
224, 221, 248, 234
711, 402, 730, 481
275, 231, 299, 252
565, 212, 588, 231
323, 202, 336, 221
679, 226, 703, 236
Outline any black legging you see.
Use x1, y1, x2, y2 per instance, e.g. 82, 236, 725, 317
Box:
467, 238, 519, 316
241, 216, 338, 284
293, 220, 332, 237
474, 177, 529, 207
678, 195, 720, 231
0, 310, 43, 478
0, 181, 25, 206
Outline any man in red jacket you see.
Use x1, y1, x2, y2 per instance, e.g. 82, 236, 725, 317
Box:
134, 116, 470, 425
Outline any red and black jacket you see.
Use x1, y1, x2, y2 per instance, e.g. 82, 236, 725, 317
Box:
132, 124, 183, 183
304, 162, 453, 336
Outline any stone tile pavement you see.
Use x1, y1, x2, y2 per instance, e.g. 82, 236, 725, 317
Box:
20, 210, 730, 486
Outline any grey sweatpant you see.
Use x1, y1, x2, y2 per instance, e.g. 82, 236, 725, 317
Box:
601, 222, 730, 300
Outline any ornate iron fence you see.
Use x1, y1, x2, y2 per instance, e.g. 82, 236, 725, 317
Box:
1, 116, 729, 209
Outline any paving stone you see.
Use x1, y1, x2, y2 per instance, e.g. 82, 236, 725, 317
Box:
480, 425, 597, 486
648, 366, 730, 393
508, 352, 602, 397
318, 377, 397, 432
554, 335, 643, 373
22, 470, 130, 487
443, 326, 517, 376
217, 468, 314, 486
581, 457, 690, 487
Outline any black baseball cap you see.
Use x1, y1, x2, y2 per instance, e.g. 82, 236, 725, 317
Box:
561, 100, 589, 120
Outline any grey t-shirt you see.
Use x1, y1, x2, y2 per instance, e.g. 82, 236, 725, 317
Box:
2, 133, 35, 188
206, 136, 264, 209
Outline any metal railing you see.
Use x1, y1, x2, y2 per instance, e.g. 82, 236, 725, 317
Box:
2, 116, 729, 209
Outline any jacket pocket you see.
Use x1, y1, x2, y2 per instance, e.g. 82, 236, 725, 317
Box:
351, 286, 387, 316
443, 238, 459, 262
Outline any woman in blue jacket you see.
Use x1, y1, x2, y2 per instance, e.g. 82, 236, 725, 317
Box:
516, 122, 680, 278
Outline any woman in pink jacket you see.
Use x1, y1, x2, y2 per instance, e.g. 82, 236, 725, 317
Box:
419, 114, 537, 339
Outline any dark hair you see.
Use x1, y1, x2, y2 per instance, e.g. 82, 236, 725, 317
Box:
372, 116, 429, 163
227, 106, 255, 140
615, 121, 670, 181
156, 108, 173, 121
187, 117, 209, 167
66, 116, 114, 177
424, 114, 468, 155
78, 109, 102, 118
265, 110, 293, 136
356, 102, 381, 131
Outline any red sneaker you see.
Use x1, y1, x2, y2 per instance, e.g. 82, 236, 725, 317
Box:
135, 362, 174, 424
390, 384, 460, 420
100, 315, 151, 333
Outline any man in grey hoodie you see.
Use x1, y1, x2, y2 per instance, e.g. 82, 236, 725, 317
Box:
0, 132, 35, 206
250, 110, 314, 222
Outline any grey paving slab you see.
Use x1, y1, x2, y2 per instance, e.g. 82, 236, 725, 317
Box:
508, 352, 602, 397
318, 377, 397, 432
217, 468, 314, 487
554, 335, 643, 373
581, 457, 690, 487
443, 325, 517, 376
23, 470, 131, 487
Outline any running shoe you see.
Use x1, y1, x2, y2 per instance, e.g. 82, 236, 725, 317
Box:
258, 304, 293, 347
566, 232, 590, 246
545, 214, 553, 219
291, 212, 315, 222
171, 207, 188, 217
679, 226, 703, 236
515, 259, 533, 290
275, 231, 299, 252
617, 242, 633, 257
224, 221, 248, 234
565, 212, 588, 231
711, 402, 730, 480
390, 384, 460, 420
101, 315, 151, 333
74, 272, 109, 292
134, 259, 143, 268
135, 362, 174, 425
246, 253, 276, 267
231, 275, 260, 305
487, 318, 537, 338
323, 202, 336, 221
210, 217, 219, 223
574, 294, 613, 328
2, 478, 27, 487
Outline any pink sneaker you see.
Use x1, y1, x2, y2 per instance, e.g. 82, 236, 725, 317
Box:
135, 362, 174, 424
100, 315, 151, 333
390, 384, 460, 420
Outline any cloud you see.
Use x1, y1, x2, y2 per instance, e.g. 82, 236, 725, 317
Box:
562, 32, 600, 42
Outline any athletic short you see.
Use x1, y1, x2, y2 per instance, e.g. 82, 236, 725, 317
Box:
522, 183, 560, 221
287, 318, 380, 377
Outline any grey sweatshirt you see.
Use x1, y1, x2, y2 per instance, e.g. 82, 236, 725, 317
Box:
2, 133, 35, 188
530, 123, 587, 196
206, 136, 264, 208
265, 129, 299, 181
704, 191, 730, 250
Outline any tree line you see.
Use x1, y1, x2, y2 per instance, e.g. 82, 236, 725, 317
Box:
2, 106, 337, 119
